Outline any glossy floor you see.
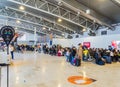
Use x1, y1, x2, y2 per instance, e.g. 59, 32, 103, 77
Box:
1, 52, 120, 87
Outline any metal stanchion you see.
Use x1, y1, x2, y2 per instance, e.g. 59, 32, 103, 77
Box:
7, 46, 9, 87
7, 65, 9, 87
0, 66, 1, 87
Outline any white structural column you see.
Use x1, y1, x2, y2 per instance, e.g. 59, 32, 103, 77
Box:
34, 27, 37, 46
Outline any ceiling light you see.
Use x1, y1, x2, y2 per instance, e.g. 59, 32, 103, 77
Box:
62, 33, 64, 36
82, 28, 86, 32
58, 18, 62, 22
16, 20, 21, 24
19, 6, 25, 10
77, 11, 80, 15
58, 1, 62, 6
93, 20, 96, 22
43, 27, 46, 30
86, 9, 90, 14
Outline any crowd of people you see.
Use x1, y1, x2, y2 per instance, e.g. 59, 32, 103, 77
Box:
41, 44, 82, 66
1, 42, 120, 66
15, 44, 42, 53
42, 44, 65, 56
42, 44, 120, 66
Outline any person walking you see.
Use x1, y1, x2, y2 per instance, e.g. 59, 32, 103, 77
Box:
10, 45, 14, 60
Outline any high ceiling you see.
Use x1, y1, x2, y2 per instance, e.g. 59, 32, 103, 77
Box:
0, 0, 120, 37
76, 0, 120, 24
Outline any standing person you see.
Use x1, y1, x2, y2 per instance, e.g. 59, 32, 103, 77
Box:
37, 44, 41, 53
76, 43, 83, 66
10, 44, 14, 60
77, 43, 83, 60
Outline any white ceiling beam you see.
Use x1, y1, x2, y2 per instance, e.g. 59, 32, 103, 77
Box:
60, 0, 113, 29
7, 6, 74, 32
8, 0, 86, 29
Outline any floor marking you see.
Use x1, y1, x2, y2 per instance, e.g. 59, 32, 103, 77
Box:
68, 76, 96, 85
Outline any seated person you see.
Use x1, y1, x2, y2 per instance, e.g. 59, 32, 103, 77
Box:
58, 49, 62, 56
83, 48, 89, 61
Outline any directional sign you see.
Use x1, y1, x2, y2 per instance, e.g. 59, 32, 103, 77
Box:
0, 26, 15, 46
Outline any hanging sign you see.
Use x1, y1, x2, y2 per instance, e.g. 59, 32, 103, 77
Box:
0, 26, 15, 46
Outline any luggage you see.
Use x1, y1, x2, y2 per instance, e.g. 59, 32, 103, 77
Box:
75, 59, 81, 67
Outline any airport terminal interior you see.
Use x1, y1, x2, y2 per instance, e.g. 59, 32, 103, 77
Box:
0, 0, 120, 87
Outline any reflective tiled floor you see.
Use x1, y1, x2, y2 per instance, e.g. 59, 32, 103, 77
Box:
1, 52, 120, 87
